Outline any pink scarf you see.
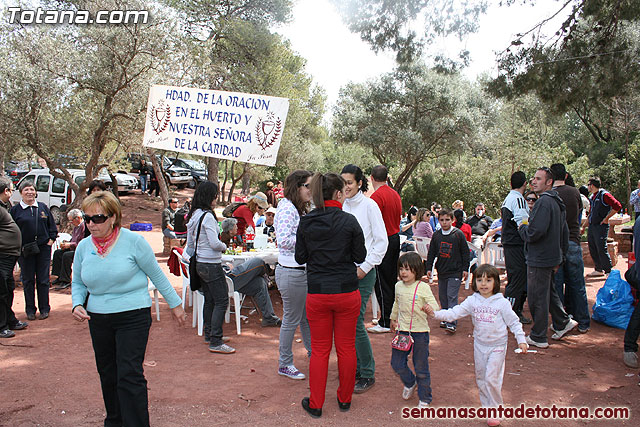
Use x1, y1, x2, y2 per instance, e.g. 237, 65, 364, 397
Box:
92, 226, 120, 256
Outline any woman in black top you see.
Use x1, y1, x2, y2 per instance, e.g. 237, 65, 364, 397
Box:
295, 173, 366, 418
10, 180, 58, 320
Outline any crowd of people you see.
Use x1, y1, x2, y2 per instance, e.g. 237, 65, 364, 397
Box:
1, 158, 639, 426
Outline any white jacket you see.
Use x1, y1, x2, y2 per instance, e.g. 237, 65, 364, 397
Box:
343, 191, 388, 274
434, 293, 526, 347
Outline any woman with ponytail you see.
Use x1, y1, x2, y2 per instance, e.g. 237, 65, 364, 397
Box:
295, 173, 366, 418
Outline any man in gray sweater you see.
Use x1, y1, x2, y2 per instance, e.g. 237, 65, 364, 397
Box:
518, 167, 576, 348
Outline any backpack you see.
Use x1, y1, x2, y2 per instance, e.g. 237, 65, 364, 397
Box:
173, 206, 188, 233
222, 202, 246, 218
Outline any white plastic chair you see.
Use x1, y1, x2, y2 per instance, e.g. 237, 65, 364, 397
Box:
484, 242, 506, 269
172, 249, 193, 310
193, 277, 244, 336
148, 282, 160, 321
466, 241, 482, 289
51, 232, 72, 259
413, 236, 431, 261
226, 276, 243, 335
370, 295, 379, 320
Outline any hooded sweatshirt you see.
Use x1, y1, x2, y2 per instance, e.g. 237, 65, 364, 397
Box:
434, 293, 526, 347
518, 190, 569, 268
295, 206, 366, 294
343, 191, 388, 274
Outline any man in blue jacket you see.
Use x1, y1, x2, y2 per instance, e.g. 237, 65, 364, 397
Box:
519, 167, 576, 348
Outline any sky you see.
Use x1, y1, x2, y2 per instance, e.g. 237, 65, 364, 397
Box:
276, 0, 566, 117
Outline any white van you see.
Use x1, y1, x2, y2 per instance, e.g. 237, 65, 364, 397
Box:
10, 168, 138, 223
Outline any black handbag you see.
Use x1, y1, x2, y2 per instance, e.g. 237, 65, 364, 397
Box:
22, 241, 40, 257
188, 212, 207, 292
21, 205, 40, 257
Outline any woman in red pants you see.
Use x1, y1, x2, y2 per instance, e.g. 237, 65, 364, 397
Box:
295, 172, 367, 418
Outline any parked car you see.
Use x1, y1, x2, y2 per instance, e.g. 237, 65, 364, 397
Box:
4, 160, 43, 185
97, 170, 139, 194
10, 169, 137, 223
167, 157, 208, 188
128, 153, 193, 188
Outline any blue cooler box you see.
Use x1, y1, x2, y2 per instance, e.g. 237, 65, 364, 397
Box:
130, 222, 153, 231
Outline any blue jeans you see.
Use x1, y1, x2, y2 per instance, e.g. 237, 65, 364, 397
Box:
587, 223, 611, 273
438, 277, 461, 327
162, 228, 177, 239
139, 174, 148, 193
391, 331, 432, 403
554, 240, 590, 329
197, 262, 228, 346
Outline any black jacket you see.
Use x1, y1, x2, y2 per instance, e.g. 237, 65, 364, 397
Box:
518, 190, 569, 268
295, 206, 366, 294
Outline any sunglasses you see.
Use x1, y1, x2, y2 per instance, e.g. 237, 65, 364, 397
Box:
526, 198, 537, 202
83, 213, 111, 224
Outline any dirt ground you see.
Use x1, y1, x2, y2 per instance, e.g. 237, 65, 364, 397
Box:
1, 189, 638, 426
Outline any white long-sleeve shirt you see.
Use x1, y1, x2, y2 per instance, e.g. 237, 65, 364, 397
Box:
434, 293, 526, 347
343, 191, 388, 274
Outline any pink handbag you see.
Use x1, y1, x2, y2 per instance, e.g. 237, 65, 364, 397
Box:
390, 280, 422, 352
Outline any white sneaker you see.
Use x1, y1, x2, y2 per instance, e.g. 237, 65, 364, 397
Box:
525, 335, 549, 349
367, 324, 391, 334
551, 319, 578, 340
402, 383, 417, 400
278, 365, 306, 380
418, 401, 430, 408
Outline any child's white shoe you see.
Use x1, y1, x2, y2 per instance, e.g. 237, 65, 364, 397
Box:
402, 383, 417, 400
418, 401, 429, 408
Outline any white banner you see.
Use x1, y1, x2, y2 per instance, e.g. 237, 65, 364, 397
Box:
142, 85, 289, 166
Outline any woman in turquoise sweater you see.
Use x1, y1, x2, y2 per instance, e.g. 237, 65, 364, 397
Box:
71, 191, 186, 427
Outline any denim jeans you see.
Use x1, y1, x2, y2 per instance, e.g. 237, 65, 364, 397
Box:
438, 277, 461, 327
276, 265, 311, 367
162, 228, 177, 239
197, 262, 228, 346
139, 174, 148, 193
391, 331, 432, 403
355, 269, 376, 378
554, 240, 590, 329
88, 308, 152, 427
227, 258, 278, 322
587, 223, 611, 273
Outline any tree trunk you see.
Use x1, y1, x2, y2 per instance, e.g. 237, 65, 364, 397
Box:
147, 148, 168, 206
625, 130, 631, 214
228, 161, 246, 203
241, 163, 251, 194
208, 157, 220, 189
220, 159, 229, 203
